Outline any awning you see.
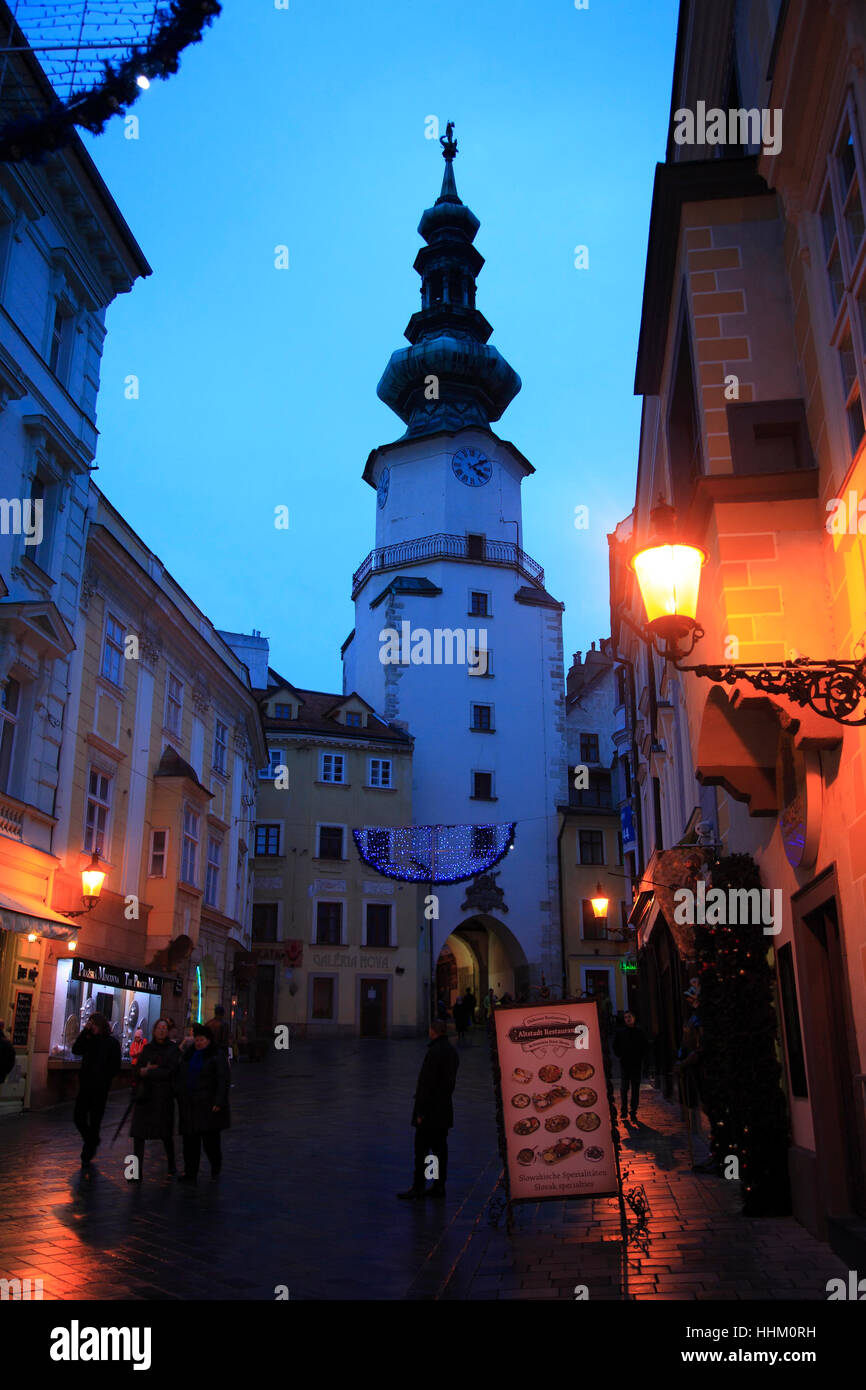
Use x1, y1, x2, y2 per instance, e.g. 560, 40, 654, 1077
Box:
0, 888, 75, 941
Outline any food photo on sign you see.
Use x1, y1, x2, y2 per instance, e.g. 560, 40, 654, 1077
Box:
491, 1001, 620, 1203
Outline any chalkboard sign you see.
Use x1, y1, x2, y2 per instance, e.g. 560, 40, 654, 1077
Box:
13, 990, 33, 1047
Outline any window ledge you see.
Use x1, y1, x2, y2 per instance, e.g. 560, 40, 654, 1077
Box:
470, 795, 498, 801
177, 881, 202, 898
470, 727, 495, 734
315, 780, 350, 788
364, 784, 397, 791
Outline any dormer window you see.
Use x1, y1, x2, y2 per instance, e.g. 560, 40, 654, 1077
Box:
345, 711, 362, 727
274, 702, 292, 718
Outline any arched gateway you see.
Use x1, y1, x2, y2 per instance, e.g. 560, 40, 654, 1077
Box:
435, 916, 529, 1007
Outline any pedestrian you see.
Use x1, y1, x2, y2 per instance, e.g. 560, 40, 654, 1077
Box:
128, 1018, 179, 1180
436, 994, 449, 1025
397, 1019, 459, 1201
205, 1003, 229, 1053
0, 1021, 15, 1086
166, 1017, 179, 1044
175, 1023, 230, 1182
463, 988, 476, 1026
453, 995, 467, 1042
72, 1012, 121, 1167
613, 1010, 650, 1121
129, 1028, 146, 1067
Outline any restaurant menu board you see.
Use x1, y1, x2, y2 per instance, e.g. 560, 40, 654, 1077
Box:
492, 1001, 618, 1202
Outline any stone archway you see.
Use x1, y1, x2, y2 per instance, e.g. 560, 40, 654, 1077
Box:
451, 914, 530, 1002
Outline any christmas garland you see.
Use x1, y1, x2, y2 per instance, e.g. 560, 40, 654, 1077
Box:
0, 1, 222, 164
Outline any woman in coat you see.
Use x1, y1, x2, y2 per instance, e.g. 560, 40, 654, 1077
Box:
129, 1017, 179, 1179
175, 1023, 230, 1182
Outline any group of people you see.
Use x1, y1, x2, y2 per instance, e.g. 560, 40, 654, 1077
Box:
72, 1004, 231, 1182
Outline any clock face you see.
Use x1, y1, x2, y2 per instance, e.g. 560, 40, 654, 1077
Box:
376, 467, 390, 509
452, 446, 492, 487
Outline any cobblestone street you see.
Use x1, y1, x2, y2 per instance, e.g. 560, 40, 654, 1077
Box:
0, 1033, 849, 1302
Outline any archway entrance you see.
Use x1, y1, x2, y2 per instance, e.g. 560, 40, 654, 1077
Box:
435, 915, 529, 1011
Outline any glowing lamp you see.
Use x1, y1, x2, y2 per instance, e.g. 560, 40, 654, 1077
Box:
81, 851, 106, 907
590, 883, 609, 919
629, 501, 706, 646
68, 938, 77, 951
136, 75, 150, 89
27, 932, 38, 943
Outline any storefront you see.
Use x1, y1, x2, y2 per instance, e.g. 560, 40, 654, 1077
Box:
48, 956, 165, 1065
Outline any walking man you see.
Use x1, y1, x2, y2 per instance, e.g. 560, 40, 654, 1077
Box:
397, 1019, 458, 1201
72, 1012, 121, 1166
613, 1010, 650, 1121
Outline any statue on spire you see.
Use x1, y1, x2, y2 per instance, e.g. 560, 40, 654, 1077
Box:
440, 121, 457, 161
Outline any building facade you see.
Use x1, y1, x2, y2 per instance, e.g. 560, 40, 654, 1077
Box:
343, 129, 568, 1011
613, 0, 866, 1253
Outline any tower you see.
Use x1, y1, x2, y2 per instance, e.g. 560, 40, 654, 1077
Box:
343, 127, 567, 1006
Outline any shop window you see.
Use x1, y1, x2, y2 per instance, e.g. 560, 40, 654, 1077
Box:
101, 613, 125, 686
311, 976, 335, 1019
148, 828, 168, 877
84, 768, 111, 855
315, 902, 342, 945
205, 835, 222, 907
49, 957, 159, 1062
181, 805, 200, 885
365, 903, 391, 948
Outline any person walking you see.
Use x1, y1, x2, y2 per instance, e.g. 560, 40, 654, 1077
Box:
613, 1011, 650, 1121
128, 1018, 179, 1180
453, 995, 467, 1042
0, 1021, 15, 1087
72, 1012, 121, 1167
204, 1003, 229, 1053
129, 1028, 146, 1067
175, 1024, 230, 1182
463, 988, 476, 1027
397, 1019, 459, 1201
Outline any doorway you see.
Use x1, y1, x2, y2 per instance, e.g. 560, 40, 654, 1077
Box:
359, 978, 388, 1038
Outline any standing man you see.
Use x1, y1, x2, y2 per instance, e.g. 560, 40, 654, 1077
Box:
72, 1012, 121, 1167
397, 1019, 458, 1201
613, 1011, 650, 1121
204, 1003, 229, 1052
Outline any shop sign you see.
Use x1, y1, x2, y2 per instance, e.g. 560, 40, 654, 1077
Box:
492, 1000, 620, 1205
620, 960, 637, 973
72, 958, 162, 996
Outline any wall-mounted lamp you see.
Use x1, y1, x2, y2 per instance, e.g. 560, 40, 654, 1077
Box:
59, 850, 107, 920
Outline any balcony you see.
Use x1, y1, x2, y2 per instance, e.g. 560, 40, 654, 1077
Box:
352, 532, 544, 599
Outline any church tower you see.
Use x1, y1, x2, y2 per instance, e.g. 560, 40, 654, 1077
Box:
343, 126, 567, 1007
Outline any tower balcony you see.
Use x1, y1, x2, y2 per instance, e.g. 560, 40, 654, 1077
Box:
351, 531, 545, 599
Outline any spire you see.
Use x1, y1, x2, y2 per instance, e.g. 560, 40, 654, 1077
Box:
376, 123, 520, 439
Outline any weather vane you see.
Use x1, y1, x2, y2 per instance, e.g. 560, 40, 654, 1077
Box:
439, 120, 457, 161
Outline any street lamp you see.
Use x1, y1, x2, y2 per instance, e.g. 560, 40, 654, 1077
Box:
628, 500, 866, 726
590, 883, 609, 919
60, 851, 107, 920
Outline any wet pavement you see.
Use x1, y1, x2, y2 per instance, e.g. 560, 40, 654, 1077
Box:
0, 1031, 849, 1301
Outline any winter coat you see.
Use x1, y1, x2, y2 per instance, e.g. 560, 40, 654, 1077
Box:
613, 1023, 650, 1070
205, 1017, 229, 1051
130, 1040, 179, 1139
72, 1029, 121, 1092
411, 1035, 459, 1130
175, 1044, 231, 1133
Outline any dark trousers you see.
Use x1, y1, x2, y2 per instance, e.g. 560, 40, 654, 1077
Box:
621, 1065, 642, 1115
133, 1136, 176, 1172
182, 1131, 222, 1177
413, 1123, 448, 1190
74, 1086, 108, 1159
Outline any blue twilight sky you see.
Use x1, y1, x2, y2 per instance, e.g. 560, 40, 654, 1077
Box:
81, 0, 679, 692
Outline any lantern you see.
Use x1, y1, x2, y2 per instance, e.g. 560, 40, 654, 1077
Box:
590, 883, 609, 919
81, 850, 106, 907
630, 502, 706, 646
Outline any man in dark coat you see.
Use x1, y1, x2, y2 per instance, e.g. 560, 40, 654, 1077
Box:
463, 989, 476, 1027
129, 1018, 179, 1179
175, 1023, 230, 1182
72, 1012, 121, 1166
397, 1019, 458, 1200
613, 1011, 650, 1120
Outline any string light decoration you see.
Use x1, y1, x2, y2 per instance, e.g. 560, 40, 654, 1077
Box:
0, 0, 222, 163
352, 822, 516, 884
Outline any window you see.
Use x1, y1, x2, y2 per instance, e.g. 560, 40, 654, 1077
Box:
27, 474, 52, 571
579, 733, 600, 764
317, 825, 344, 859
820, 104, 866, 456
469, 642, 491, 676
582, 899, 606, 941
570, 770, 612, 809
466, 533, 486, 560
471, 825, 496, 858
365, 903, 392, 947
165, 673, 184, 736
252, 903, 279, 942
311, 977, 335, 1019
617, 831, 624, 866
181, 805, 200, 884
316, 902, 342, 946
368, 758, 392, 788
321, 753, 345, 783
274, 702, 291, 718
469, 590, 489, 616
368, 829, 391, 860
148, 829, 168, 877
85, 769, 111, 854
48, 301, 71, 379
471, 704, 493, 731
213, 720, 228, 774
345, 711, 362, 727
254, 823, 281, 857
259, 746, 286, 780
205, 835, 222, 907
472, 771, 494, 800
579, 829, 605, 865
101, 614, 125, 686
0, 678, 20, 794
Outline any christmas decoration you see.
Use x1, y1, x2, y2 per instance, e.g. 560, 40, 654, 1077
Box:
693, 852, 791, 1216
352, 822, 515, 885
0, 1, 222, 164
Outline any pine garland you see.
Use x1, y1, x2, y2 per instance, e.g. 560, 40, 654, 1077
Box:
0, 1, 222, 164
694, 852, 792, 1216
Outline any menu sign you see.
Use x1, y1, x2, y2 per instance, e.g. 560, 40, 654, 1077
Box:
492, 1001, 617, 1202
